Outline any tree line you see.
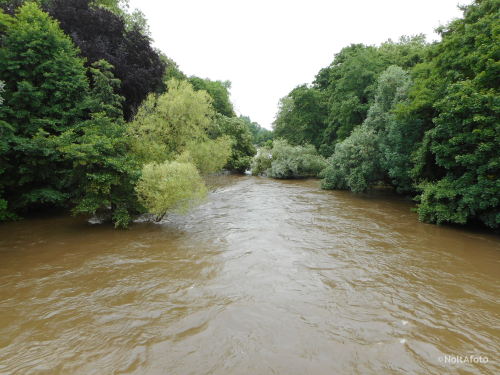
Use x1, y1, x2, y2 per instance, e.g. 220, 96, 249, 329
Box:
269, 0, 498, 229
0, 0, 270, 227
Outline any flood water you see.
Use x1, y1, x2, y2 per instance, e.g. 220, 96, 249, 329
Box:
0, 176, 498, 375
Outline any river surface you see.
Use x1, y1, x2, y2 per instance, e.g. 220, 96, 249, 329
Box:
0, 176, 499, 375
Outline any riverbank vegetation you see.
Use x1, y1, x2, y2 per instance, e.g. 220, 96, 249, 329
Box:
0, 0, 262, 227
0, 0, 497, 230
271, 0, 499, 229
251, 139, 326, 179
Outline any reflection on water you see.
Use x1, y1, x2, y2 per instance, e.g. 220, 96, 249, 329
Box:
0, 176, 498, 375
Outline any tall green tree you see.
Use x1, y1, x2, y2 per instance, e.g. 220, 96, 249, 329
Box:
412, 0, 499, 228
189, 77, 235, 117
0, 3, 90, 213
55, 60, 141, 228
273, 85, 327, 152
370, 66, 415, 193
128, 79, 215, 164
317, 44, 386, 142
321, 65, 413, 193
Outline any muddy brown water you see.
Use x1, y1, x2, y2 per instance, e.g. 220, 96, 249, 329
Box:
0, 176, 498, 375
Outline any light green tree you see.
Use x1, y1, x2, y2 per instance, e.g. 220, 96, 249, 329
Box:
189, 76, 235, 117
135, 161, 207, 221
128, 78, 214, 163
176, 136, 232, 175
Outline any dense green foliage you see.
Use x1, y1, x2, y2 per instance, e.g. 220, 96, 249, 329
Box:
55, 60, 141, 228
128, 79, 215, 164
322, 65, 413, 193
0, 0, 166, 120
1, 0, 497, 230
273, 85, 327, 151
177, 137, 233, 175
274, 0, 499, 228
412, 0, 500, 227
274, 35, 428, 156
0, 1, 249, 227
321, 124, 382, 193
0, 3, 90, 217
252, 139, 326, 179
210, 115, 257, 172
189, 77, 235, 117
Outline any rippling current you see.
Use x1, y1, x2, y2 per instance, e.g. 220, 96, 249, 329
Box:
0, 176, 499, 375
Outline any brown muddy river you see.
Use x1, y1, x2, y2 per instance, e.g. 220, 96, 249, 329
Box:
0, 176, 498, 375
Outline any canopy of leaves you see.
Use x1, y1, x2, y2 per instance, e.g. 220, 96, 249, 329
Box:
322, 65, 413, 193
273, 85, 328, 151
273, 36, 428, 157
128, 79, 214, 164
321, 125, 382, 192
54, 60, 141, 228
176, 137, 233, 175
189, 77, 235, 117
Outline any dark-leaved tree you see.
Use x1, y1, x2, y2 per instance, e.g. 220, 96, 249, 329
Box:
47, 0, 165, 119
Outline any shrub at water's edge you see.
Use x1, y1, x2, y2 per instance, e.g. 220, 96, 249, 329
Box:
251, 139, 326, 179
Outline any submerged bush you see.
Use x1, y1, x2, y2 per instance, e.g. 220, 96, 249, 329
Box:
251, 146, 273, 176
135, 161, 207, 220
251, 139, 326, 178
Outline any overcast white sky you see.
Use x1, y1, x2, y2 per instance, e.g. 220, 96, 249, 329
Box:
129, 0, 470, 129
